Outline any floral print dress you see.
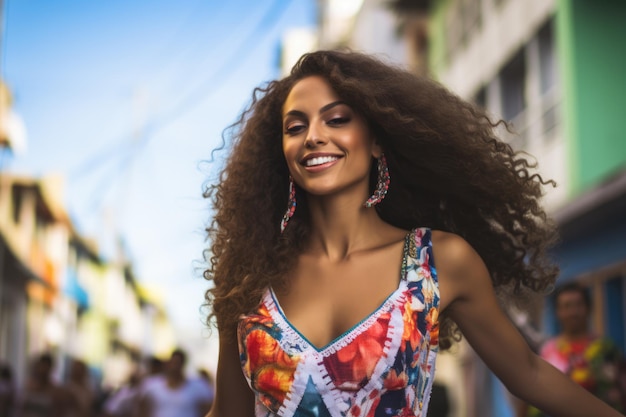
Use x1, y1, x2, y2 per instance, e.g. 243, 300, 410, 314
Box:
238, 228, 440, 417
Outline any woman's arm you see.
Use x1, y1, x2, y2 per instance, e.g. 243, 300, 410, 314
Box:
433, 231, 624, 417
205, 329, 255, 417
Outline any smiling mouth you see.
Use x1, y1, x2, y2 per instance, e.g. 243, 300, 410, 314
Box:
303, 156, 340, 167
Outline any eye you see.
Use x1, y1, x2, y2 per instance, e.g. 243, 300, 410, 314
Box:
327, 116, 349, 126
284, 122, 306, 135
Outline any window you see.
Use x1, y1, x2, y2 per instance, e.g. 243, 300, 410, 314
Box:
462, 0, 482, 45
537, 18, 560, 138
474, 86, 487, 109
538, 19, 557, 94
469, 17, 560, 149
445, 0, 483, 60
500, 50, 526, 121
445, 3, 463, 59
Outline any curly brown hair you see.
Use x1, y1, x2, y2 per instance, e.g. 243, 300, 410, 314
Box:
203, 50, 559, 349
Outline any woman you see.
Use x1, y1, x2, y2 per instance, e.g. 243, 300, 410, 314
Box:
203, 50, 624, 417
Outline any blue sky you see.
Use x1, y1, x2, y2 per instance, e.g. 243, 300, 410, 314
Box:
2, 0, 316, 344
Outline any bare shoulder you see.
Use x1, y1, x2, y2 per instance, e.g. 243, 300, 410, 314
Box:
431, 230, 486, 275
431, 230, 492, 310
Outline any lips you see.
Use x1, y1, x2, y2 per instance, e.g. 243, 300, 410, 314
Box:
305, 156, 339, 167
300, 154, 342, 167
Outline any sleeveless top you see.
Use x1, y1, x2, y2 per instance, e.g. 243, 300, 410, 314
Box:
238, 228, 440, 417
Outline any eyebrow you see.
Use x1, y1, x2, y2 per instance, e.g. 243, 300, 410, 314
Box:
284, 100, 347, 118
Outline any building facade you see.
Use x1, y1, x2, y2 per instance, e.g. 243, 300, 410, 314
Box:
0, 173, 176, 391
426, 0, 626, 415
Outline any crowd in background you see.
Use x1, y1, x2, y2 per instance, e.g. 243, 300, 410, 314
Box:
1, 283, 625, 417
0, 349, 214, 417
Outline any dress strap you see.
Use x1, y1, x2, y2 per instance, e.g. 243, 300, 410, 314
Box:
403, 228, 436, 276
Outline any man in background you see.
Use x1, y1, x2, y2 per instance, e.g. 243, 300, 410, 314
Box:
524, 283, 625, 416
136, 349, 212, 417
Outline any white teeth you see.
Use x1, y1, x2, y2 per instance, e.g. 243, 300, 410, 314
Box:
305, 156, 339, 167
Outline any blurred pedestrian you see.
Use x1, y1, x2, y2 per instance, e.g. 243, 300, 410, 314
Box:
65, 358, 94, 417
144, 357, 163, 379
16, 353, 71, 417
101, 371, 141, 417
523, 283, 625, 416
194, 369, 214, 410
131, 355, 163, 415
136, 349, 212, 417
0, 362, 14, 417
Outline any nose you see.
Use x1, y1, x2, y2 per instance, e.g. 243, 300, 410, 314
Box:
304, 122, 326, 148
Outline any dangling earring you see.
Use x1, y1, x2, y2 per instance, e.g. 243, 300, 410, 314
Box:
280, 176, 297, 233
364, 154, 390, 208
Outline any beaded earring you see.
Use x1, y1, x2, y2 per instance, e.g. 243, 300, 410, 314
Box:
363, 154, 390, 208
280, 176, 297, 233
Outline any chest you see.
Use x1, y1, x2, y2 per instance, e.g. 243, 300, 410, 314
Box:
237, 229, 441, 415
274, 242, 406, 350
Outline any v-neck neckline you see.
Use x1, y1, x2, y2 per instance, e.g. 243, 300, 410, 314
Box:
267, 230, 412, 353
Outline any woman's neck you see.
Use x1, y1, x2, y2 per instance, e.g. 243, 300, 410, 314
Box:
304, 193, 392, 261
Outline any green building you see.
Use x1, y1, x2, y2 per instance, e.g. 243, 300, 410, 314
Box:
425, 0, 626, 415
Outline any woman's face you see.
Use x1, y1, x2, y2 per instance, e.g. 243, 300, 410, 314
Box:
282, 75, 380, 199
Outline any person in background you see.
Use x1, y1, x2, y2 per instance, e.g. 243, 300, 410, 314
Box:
0, 362, 14, 417
136, 349, 212, 417
16, 353, 70, 417
133, 355, 163, 406
65, 358, 94, 417
101, 371, 142, 417
195, 369, 214, 409
202, 49, 626, 417
144, 357, 163, 379
523, 283, 625, 416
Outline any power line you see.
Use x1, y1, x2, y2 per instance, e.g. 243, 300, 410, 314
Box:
70, 0, 293, 185
141, 0, 294, 138
135, 0, 226, 88
70, 137, 134, 178
77, 0, 295, 212
70, 0, 292, 221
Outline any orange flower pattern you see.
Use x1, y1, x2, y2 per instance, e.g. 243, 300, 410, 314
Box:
238, 228, 440, 416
